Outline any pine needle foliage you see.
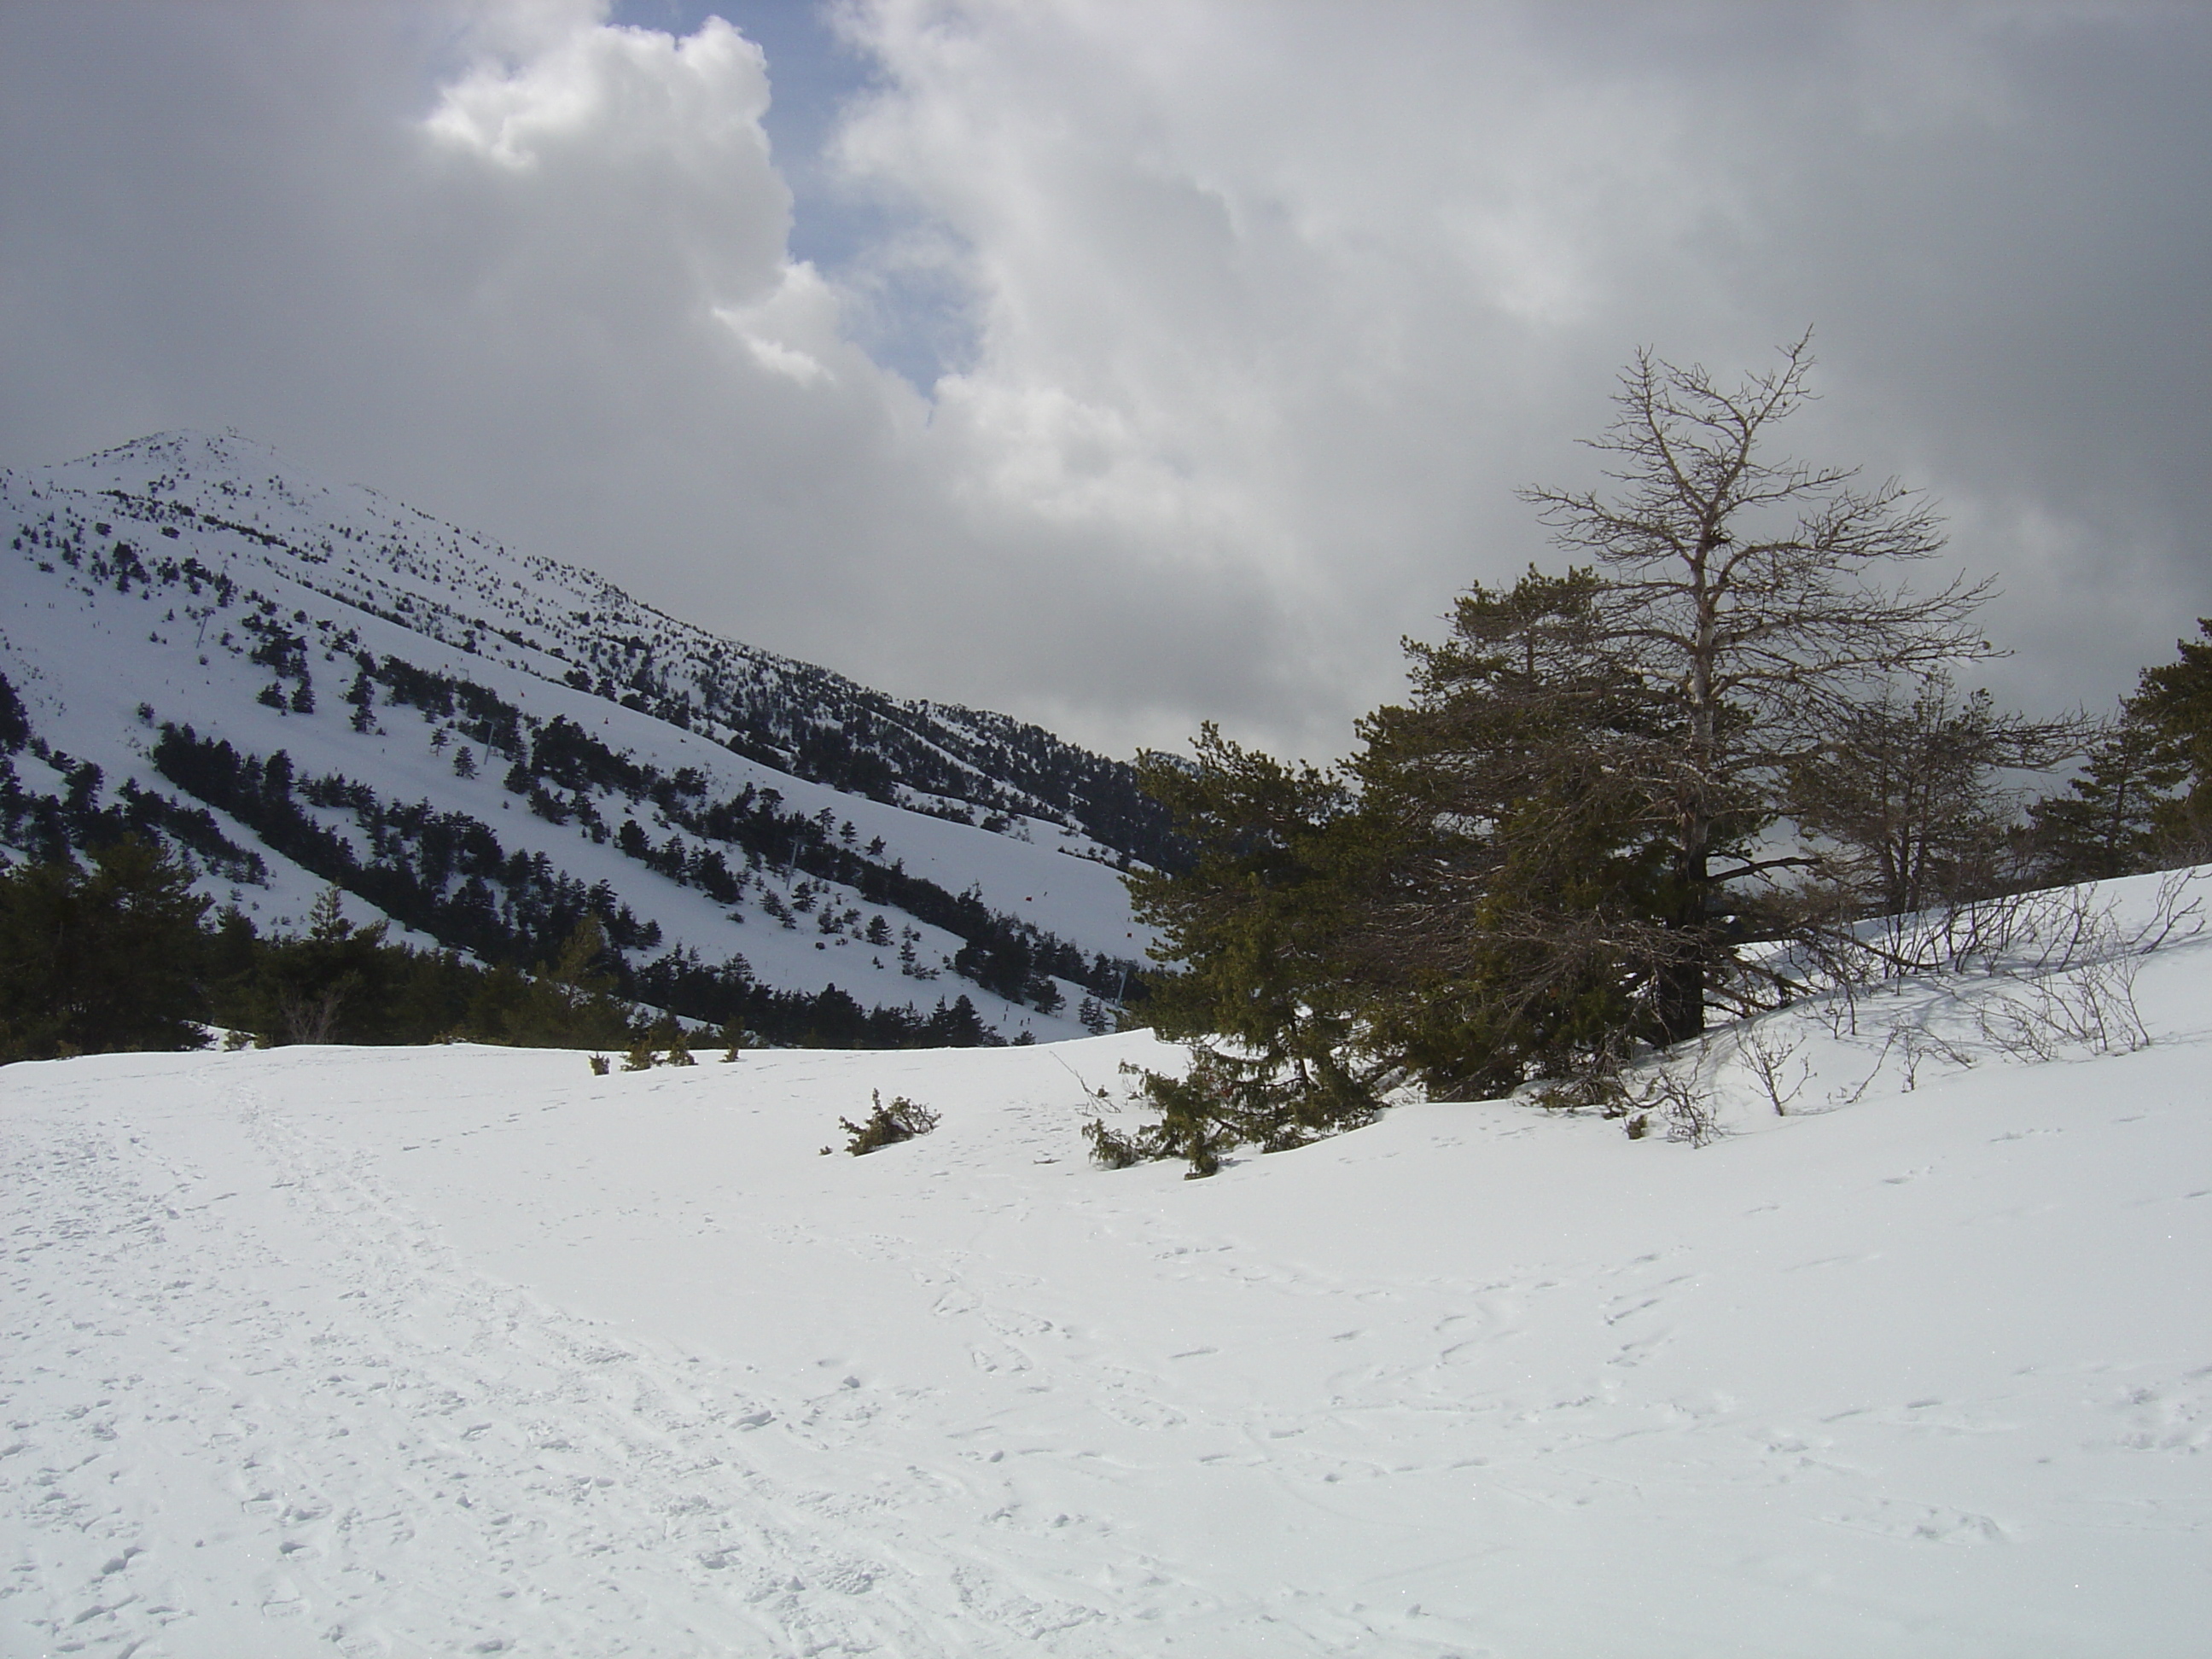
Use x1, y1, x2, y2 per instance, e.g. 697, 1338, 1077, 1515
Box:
1119, 725, 1383, 1173
2026, 712, 2186, 882
0, 835, 211, 1062
839, 1091, 940, 1155
2128, 618, 2212, 858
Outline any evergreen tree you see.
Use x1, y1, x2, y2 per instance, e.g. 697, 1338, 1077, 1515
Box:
0, 837, 211, 1062
2024, 709, 2185, 882
0, 670, 29, 753
1119, 725, 1379, 1172
1115, 340, 2004, 1163
468, 914, 631, 1048
2128, 617, 2212, 856
719, 1013, 749, 1060
242, 888, 397, 1045
1348, 568, 1683, 1093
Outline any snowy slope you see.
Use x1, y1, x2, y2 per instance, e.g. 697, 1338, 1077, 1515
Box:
1, 433, 1159, 1040
4, 871, 2209, 1656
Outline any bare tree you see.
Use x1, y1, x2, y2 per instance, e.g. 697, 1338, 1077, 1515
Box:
1519, 333, 1993, 1040
1789, 670, 2085, 916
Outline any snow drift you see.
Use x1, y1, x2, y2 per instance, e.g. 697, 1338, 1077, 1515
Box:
3, 871, 2209, 1656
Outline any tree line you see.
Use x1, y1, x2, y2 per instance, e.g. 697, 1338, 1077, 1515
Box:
0, 840, 1014, 1065
0, 670, 1058, 1058
1112, 336, 2212, 1174
352, 654, 1143, 1009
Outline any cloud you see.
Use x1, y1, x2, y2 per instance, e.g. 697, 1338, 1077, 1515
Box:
0, 0, 2205, 763
828, 0, 2212, 734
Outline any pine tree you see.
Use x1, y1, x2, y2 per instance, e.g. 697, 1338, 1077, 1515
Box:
456, 914, 631, 1048
2128, 617, 2212, 857
247, 888, 393, 1045
719, 1014, 749, 1060
0, 837, 212, 1062
1113, 340, 2000, 1156
1120, 725, 1379, 1171
1348, 568, 1682, 1092
2024, 710, 2185, 882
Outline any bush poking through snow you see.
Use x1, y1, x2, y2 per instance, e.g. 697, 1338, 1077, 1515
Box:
840, 1091, 940, 1155
1086, 1048, 1380, 1179
1737, 1026, 1811, 1115
1974, 952, 2152, 1061
719, 1016, 748, 1061
1790, 872, 2200, 1035
1534, 1054, 1723, 1147
1532, 1064, 1637, 1120
1644, 1068, 1721, 1146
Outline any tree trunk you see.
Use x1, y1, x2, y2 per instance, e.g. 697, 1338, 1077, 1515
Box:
1657, 841, 1708, 1043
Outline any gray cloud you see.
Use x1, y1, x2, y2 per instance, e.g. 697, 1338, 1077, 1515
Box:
2, 0, 2204, 763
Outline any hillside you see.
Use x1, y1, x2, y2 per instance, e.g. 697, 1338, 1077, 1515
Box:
1, 432, 1167, 1043
3, 869, 2207, 1656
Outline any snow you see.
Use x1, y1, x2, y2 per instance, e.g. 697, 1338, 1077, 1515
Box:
6, 876, 2210, 1656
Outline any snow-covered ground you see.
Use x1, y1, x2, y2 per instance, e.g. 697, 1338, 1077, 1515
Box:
5, 875, 2210, 1656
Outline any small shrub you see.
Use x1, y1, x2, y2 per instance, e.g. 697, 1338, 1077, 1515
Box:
621, 1038, 655, 1072
1534, 1067, 1635, 1119
1645, 1068, 1721, 1146
719, 1016, 748, 1062
1534, 1053, 1721, 1147
1082, 1117, 1150, 1169
1102, 1046, 1378, 1179
839, 1090, 940, 1155
1738, 1026, 1809, 1115
588, 1053, 610, 1076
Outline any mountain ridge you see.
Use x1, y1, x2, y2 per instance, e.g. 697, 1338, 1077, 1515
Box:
1, 430, 1164, 1044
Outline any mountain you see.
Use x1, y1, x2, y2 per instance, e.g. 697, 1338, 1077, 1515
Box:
0, 431, 1166, 1043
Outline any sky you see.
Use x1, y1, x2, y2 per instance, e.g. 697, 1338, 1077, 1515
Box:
2, 1, 2207, 763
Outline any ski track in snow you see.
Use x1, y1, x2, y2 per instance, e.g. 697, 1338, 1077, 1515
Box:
3, 1077, 1245, 1655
